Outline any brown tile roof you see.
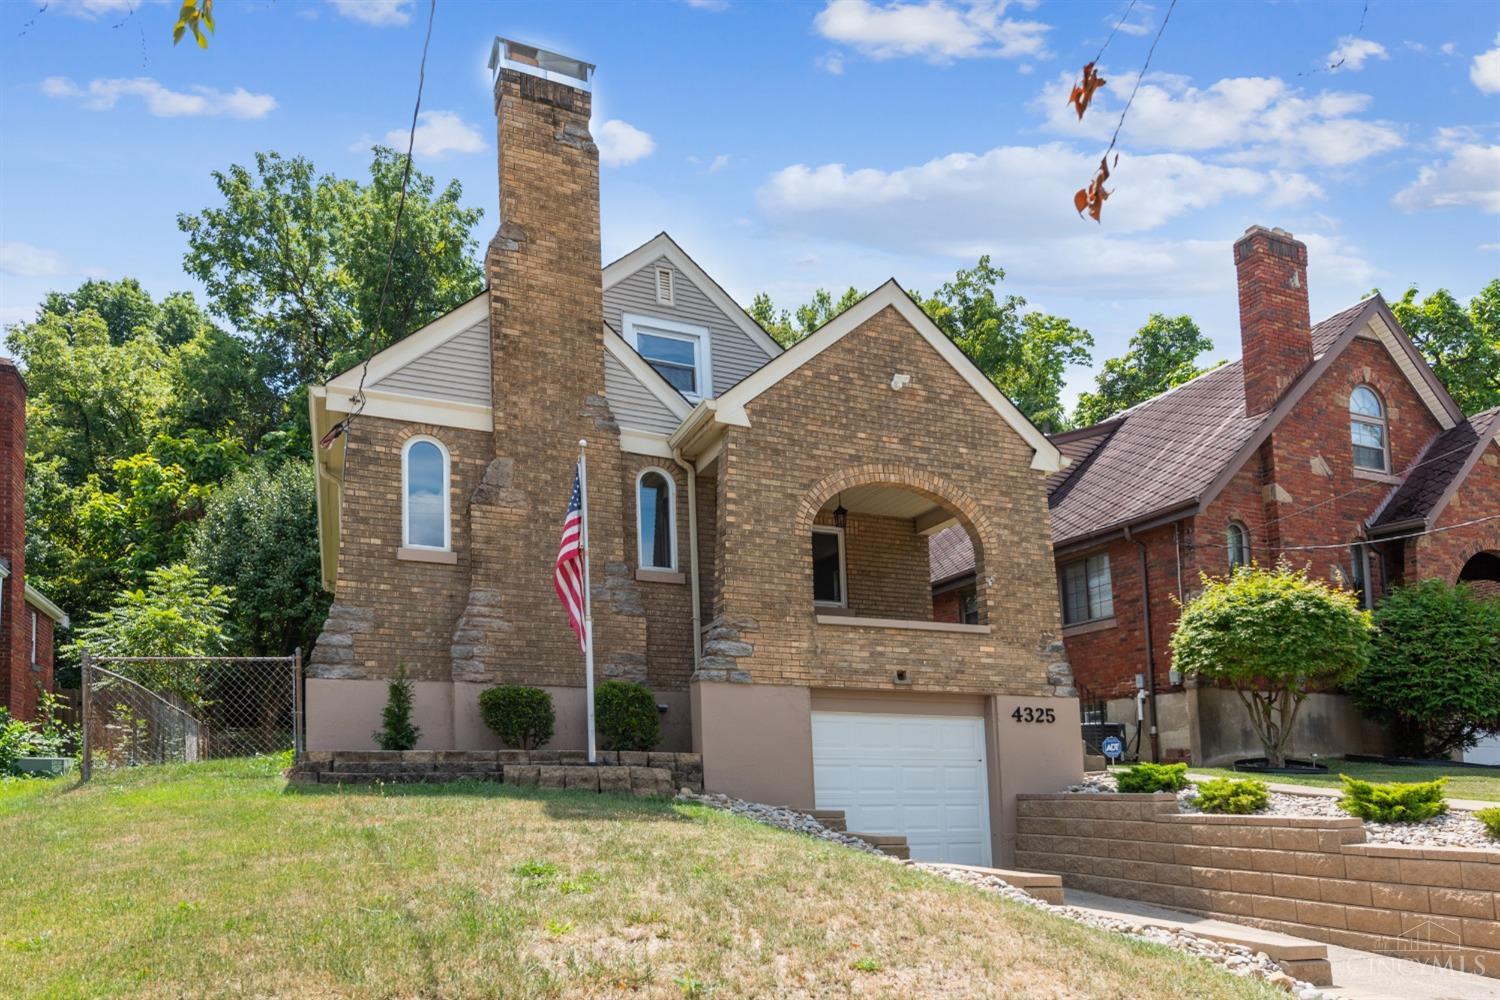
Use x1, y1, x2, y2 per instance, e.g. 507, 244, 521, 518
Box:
928, 523, 975, 585
1369, 406, 1500, 532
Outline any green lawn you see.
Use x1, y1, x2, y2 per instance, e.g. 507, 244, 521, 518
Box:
0, 757, 1286, 999
1182, 759, 1500, 802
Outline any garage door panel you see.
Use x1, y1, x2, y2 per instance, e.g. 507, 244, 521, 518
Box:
811, 711, 991, 866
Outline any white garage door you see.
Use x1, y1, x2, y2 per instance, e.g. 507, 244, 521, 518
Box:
811, 711, 991, 866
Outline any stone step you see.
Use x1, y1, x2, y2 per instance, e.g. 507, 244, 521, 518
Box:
919, 863, 1066, 905
848, 832, 911, 859
809, 809, 847, 831
317, 771, 498, 784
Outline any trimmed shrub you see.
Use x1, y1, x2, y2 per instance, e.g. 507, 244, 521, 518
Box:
373, 664, 420, 751
1172, 565, 1371, 768
1337, 775, 1447, 823
479, 686, 555, 750
1116, 762, 1189, 793
1193, 777, 1270, 815
1350, 580, 1500, 758
594, 680, 660, 752
1475, 807, 1500, 841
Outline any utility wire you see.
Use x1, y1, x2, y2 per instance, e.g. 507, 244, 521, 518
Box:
321, 0, 437, 448
1104, 0, 1177, 159
1093, 0, 1140, 64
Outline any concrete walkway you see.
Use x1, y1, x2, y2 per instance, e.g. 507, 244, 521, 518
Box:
1186, 772, 1496, 813
1066, 888, 1500, 999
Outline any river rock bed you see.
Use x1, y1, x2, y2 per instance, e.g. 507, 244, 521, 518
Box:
1067, 772, 1496, 849
678, 789, 1326, 998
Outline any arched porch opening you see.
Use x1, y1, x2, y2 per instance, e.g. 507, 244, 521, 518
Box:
1459, 550, 1500, 600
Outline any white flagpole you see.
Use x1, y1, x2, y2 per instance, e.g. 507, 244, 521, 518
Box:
577, 439, 597, 765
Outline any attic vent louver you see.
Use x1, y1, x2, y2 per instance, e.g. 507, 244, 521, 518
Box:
655, 267, 674, 306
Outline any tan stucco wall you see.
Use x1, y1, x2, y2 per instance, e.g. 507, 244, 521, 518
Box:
692, 680, 814, 809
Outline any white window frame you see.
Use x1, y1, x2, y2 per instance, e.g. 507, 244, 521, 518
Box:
635, 466, 677, 571
30, 610, 38, 665
1349, 384, 1390, 472
401, 435, 451, 551
622, 313, 712, 402
1227, 521, 1251, 570
811, 525, 848, 608
1059, 553, 1113, 626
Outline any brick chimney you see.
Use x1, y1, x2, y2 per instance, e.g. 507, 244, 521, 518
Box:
0, 359, 29, 719
1234, 226, 1312, 415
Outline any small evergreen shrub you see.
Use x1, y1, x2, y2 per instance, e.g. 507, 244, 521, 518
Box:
1475, 807, 1500, 841
1337, 775, 1447, 823
594, 680, 660, 752
1193, 777, 1270, 814
478, 685, 555, 750
373, 664, 421, 751
1116, 762, 1189, 793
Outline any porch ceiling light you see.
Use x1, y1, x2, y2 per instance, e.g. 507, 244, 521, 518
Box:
833, 494, 848, 529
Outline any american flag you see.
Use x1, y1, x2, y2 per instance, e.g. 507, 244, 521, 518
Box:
554, 467, 587, 651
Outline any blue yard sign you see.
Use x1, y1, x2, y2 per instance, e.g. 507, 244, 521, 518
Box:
1101, 736, 1124, 763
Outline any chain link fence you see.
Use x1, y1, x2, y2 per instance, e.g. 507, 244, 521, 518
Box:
79, 650, 301, 781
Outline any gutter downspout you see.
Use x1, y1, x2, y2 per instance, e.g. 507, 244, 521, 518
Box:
1125, 525, 1160, 763
671, 449, 702, 673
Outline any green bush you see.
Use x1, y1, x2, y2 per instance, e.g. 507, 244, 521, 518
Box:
1475, 807, 1500, 841
1337, 775, 1447, 823
1350, 581, 1500, 758
373, 664, 420, 751
0, 713, 32, 772
1192, 777, 1270, 814
594, 680, 660, 752
1116, 762, 1189, 793
478, 686, 555, 750
1171, 565, 1371, 768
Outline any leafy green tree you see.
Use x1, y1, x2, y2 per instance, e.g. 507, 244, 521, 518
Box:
39, 278, 160, 346
752, 257, 1093, 430
1350, 581, 1500, 758
1384, 281, 1500, 415
375, 665, 421, 751
1171, 565, 1371, 767
73, 563, 232, 660
161, 326, 280, 449
190, 461, 329, 656
1073, 313, 1217, 427
178, 148, 485, 397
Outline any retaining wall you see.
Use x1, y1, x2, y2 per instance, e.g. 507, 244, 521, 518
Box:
1016, 792, 1500, 978
288, 749, 703, 797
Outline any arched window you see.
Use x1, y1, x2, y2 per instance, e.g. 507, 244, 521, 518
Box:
402, 437, 449, 550
1227, 521, 1251, 570
636, 468, 676, 570
1349, 385, 1388, 471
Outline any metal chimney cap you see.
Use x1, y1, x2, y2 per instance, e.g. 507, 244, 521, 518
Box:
489, 36, 595, 91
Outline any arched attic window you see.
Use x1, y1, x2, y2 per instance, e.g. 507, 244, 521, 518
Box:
1349, 386, 1389, 472
636, 468, 676, 570
403, 436, 450, 550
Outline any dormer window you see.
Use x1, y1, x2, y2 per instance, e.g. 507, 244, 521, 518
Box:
1349, 385, 1388, 472
622, 314, 711, 401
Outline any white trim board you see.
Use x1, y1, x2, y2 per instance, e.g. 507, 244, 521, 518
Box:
603, 328, 695, 421
25, 584, 68, 627
619, 313, 713, 405
325, 294, 489, 398
322, 386, 493, 432
603, 233, 784, 360
711, 281, 1064, 472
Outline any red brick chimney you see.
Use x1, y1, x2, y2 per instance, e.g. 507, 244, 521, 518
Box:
1234, 226, 1313, 415
0, 358, 30, 719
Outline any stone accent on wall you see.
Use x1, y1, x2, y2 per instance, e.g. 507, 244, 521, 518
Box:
289, 749, 703, 797
308, 603, 374, 679
695, 615, 757, 683
1016, 792, 1500, 978
1042, 639, 1076, 697
450, 590, 511, 680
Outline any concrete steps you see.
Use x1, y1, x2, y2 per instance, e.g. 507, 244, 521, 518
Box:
808, 809, 847, 831
920, 862, 1066, 905
847, 832, 911, 860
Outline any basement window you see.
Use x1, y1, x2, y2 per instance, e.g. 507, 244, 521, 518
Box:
1060, 553, 1113, 625
1350, 385, 1389, 472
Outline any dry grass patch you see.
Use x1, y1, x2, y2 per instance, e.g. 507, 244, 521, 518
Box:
1, 757, 1283, 999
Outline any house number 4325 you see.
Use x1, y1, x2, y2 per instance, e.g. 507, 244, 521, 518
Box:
1011, 707, 1056, 724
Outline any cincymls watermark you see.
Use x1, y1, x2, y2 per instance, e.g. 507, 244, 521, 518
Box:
1344, 920, 1492, 980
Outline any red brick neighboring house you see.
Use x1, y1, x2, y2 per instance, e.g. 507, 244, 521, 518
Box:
0, 358, 69, 721
935, 226, 1500, 765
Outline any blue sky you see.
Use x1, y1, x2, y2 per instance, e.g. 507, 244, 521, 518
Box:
2, 0, 1497, 406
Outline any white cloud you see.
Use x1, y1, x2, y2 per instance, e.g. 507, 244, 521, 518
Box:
1326, 36, 1387, 72
709, 153, 731, 173
814, 0, 1050, 64
1472, 35, 1500, 95
42, 76, 276, 118
684, 0, 730, 9
1480, 243, 1500, 252
328, 0, 411, 26
817, 51, 847, 75
1441, 42, 1457, 56
384, 111, 485, 159
1393, 144, 1500, 214
1109, 2, 1153, 38
0, 242, 68, 278
595, 120, 656, 167
43, 0, 163, 18
1036, 72, 1402, 167
1266, 171, 1324, 206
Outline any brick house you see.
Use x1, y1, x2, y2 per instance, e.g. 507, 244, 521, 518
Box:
306, 39, 1082, 866
935, 226, 1499, 766
0, 358, 69, 721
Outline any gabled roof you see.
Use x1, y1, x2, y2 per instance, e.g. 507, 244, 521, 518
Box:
1368, 406, 1500, 535
24, 583, 68, 627
603, 233, 784, 360
1045, 294, 1465, 551
675, 280, 1065, 473
602, 321, 694, 421
929, 524, 977, 587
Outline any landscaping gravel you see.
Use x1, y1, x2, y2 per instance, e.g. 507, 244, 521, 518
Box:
678, 788, 1327, 998
1067, 772, 1497, 849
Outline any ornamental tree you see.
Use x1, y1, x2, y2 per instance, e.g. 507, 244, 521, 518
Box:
1350, 581, 1500, 758
1170, 564, 1371, 767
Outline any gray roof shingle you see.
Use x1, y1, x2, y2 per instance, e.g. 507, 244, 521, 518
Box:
1369, 406, 1500, 531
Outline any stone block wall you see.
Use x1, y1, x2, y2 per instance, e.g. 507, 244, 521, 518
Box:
1016, 792, 1500, 977
289, 749, 703, 797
